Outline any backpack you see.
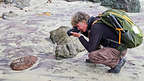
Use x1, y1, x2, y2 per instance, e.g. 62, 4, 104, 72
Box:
93, 9, 143, 49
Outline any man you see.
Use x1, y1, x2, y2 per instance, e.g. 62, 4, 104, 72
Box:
70, 12, 127, 73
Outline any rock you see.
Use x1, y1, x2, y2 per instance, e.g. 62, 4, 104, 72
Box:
10, 56, 38, 71
2, 11, 18, 19
100, 0, 114, 7
65, 0, 82, 2
4, 0, 31, 9
88, 0, 100, 3
4, 0, 13, 4
50, 27, 71, 45
112, 0, 141, 13
55, 43, 77, 60
50, 26, 85, 59
0, 0, 4, 2
13, 0, 31, 9
100, 0, 141, 13
65, 0, 100, 3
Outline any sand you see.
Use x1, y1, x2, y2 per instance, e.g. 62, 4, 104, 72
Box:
0, 0, 144, 81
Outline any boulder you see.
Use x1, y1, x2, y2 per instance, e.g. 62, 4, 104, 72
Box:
88, 0, 100, 3
100, 0, 141, 13
55, 44, 77, 60
4, 0, 13, 4
0, 0, 4, 2
4, 0, 31, 9
13, 0, 31, 9
65, 0, 83, 2
65, 0, 100, 3
112, 0, 141, 13
100, 0, 114, 7
50, 26, 85, 59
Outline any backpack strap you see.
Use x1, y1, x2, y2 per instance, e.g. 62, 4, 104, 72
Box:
92, 14, 102, 25
92, 14, 124, 44
106, 39, 127, 54
116, 28, 124, 44
92, 19, 101, 25
107, 12, 134, 25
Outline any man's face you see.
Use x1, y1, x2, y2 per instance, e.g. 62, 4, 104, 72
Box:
76, 21, 88, 32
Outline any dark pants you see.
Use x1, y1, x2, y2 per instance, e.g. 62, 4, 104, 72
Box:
88, 47, 127, 68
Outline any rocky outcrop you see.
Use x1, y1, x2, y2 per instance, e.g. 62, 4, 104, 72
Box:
65, 0, 100, 3
112, 0, 141, 13
100, 0, 113, 7
4, 0, 13, 4
0, 0, 4, 2
65, 0, 81, 2
4, 0, 31, 9
50, 26, 85, 59
13, 0, 31, 9
100, 0, 141, 13
88, 0, 100, 3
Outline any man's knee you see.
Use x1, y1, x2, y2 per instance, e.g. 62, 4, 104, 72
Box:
88, 51, 99, 59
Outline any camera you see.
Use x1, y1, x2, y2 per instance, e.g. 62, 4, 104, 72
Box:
67, 26, 80, 36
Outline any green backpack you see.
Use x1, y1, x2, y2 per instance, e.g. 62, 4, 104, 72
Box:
93, 9, 143, 49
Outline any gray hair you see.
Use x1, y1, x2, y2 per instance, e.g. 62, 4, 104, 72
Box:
71, 12, 90, 26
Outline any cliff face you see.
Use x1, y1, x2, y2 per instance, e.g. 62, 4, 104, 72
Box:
101, 0, 141, 13
65, 0, 141, 13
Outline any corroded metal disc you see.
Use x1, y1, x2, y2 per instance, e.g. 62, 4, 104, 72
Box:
10, 56, 38, 71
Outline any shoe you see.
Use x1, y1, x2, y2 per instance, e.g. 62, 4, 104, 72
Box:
85, 59, 93, 63
108, 58, 126, 73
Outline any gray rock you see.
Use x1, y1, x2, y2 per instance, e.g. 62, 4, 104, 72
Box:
65, 0, 100, 3
100, 0, 114, 7
13, 0, 31, 9
55, 44, 77, 60
0, 0, 4, 2
88, 0, 100, 3
100, 0, 141, 13
4, 0, 31, 9
50, 26, 72, 45
4, 0, 13, 4
65, 0, 84, 2
112, 0, 141, 13
50, 26, 85, 59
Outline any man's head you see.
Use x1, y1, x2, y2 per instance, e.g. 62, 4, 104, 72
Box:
71, 12, 90, 32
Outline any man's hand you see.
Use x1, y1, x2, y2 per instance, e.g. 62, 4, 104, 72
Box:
71, 32, 81, 37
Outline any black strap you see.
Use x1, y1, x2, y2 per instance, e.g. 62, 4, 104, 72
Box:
106, 39, 127, 57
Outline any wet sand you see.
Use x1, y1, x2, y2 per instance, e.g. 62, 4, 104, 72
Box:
0, 0, 144, 81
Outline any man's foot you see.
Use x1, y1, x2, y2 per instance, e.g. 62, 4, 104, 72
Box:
108, 58, 126, 73
85, 59, 93, 63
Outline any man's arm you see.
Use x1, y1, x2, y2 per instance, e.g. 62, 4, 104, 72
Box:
79, 24, 103, 52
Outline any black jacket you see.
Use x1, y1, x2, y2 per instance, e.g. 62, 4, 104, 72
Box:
79, 16, 120, 52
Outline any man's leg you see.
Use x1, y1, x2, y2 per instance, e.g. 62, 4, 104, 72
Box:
88, 47, 127, 73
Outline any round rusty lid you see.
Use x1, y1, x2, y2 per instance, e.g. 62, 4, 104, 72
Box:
10, 56, 38, 71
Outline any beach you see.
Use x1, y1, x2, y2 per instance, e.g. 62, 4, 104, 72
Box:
0, 0, 144, 81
